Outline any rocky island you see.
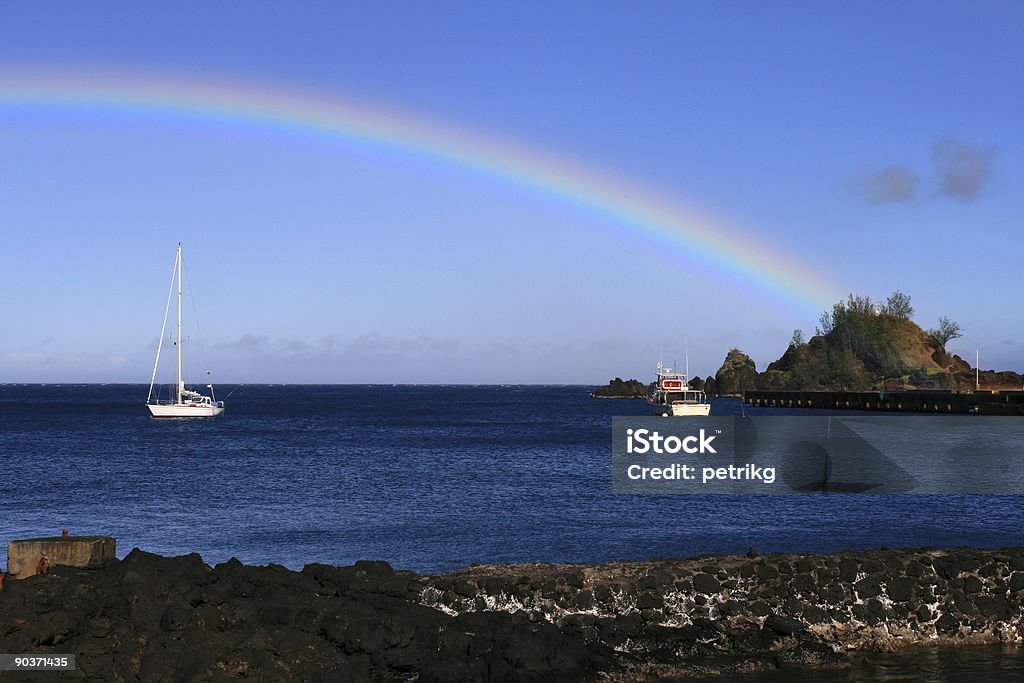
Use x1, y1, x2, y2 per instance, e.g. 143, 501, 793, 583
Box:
715, 292, 1023, 394
3, 544, 1024, 681
590, 377, 648, 398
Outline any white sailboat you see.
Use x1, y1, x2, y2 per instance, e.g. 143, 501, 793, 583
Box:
146, 243, 225, 418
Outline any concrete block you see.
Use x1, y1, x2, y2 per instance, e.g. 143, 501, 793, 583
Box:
7, 536, 116, 579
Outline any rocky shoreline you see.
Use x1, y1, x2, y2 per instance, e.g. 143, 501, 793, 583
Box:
591, 377, 648, 398
2, 546, 1023, 680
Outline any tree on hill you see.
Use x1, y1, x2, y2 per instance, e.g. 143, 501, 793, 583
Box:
928, 316, 963, 351
882, 290, 914, 320
817, 291, 914, 334
768, 291, 950, 390
752, 291, 997, 392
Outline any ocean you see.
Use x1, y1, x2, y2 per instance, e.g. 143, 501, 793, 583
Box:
2, 384, 1021, 573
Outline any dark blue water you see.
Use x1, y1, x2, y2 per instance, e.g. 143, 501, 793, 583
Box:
1, 385, 1022, 573
746, 645, 1024, 682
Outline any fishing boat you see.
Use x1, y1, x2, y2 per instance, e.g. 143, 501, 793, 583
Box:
648, 361, 711, 416
146, 243, 225, 418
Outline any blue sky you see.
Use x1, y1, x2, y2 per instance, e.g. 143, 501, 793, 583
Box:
1, 2, 1021, 383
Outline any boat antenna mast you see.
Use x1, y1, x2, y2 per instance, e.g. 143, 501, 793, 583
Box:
685, 338, 690, 388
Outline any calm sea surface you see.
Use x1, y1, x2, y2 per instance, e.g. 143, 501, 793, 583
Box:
4, 384, 1024, 678
2, 384, 1021, 572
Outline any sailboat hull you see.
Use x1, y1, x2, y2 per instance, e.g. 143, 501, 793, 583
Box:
147, 403, 225, 418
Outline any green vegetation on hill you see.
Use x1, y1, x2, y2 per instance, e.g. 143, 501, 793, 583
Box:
714, 349, 759, 395
711, 291, 1022, 393
766, 293, 946, 390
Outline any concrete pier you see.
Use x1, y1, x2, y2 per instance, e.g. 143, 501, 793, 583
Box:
743, 390, 1024, 415
7, 535, 116, 579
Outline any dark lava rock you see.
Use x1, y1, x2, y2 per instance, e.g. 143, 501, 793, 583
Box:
719, 600, 745, 617
423, 611, 610, 683
4, 546, 1023, 681
639, 608, 663, 623
794, 558, 815, 574
883, 556, 906, 572
814, 567, 836, 585
951, 589, 979, 616
936, 612, 961, 635
728, 622, 764, 655
784, 597, 804, 616
792, 574, 816, 594
933, 556, 961, 580
636, 592, 663, 610
964, 575, 985, 594
861, 599, 886, 626
854, 576, 882, 600
690, 617, 724, 641
637, 573, 658, 590
1, 553, 607, 683
574, 590, 594, 611
979, 562, 999, 578
764, 614, 806, 636
692, 573, 722, 594
749, 600, 771, 617
757, 583, 788, 600
802, 605, 830, 624
777, 641, 846, 668
861, 558, 885, 573
887, 577, 916, 602
563, 571, 585, 589
479, 575, 506, 594
974, 595, 1012, 621
593, 584, 613, 603
906, 561, 925, 578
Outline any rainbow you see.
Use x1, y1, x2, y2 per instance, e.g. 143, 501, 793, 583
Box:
0, 68, 837, 314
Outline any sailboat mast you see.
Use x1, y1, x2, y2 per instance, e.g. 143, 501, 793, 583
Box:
176, 243, 183, 405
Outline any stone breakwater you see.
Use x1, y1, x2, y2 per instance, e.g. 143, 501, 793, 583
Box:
426, 547, 1024, 677
1, 547, 1023, 681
